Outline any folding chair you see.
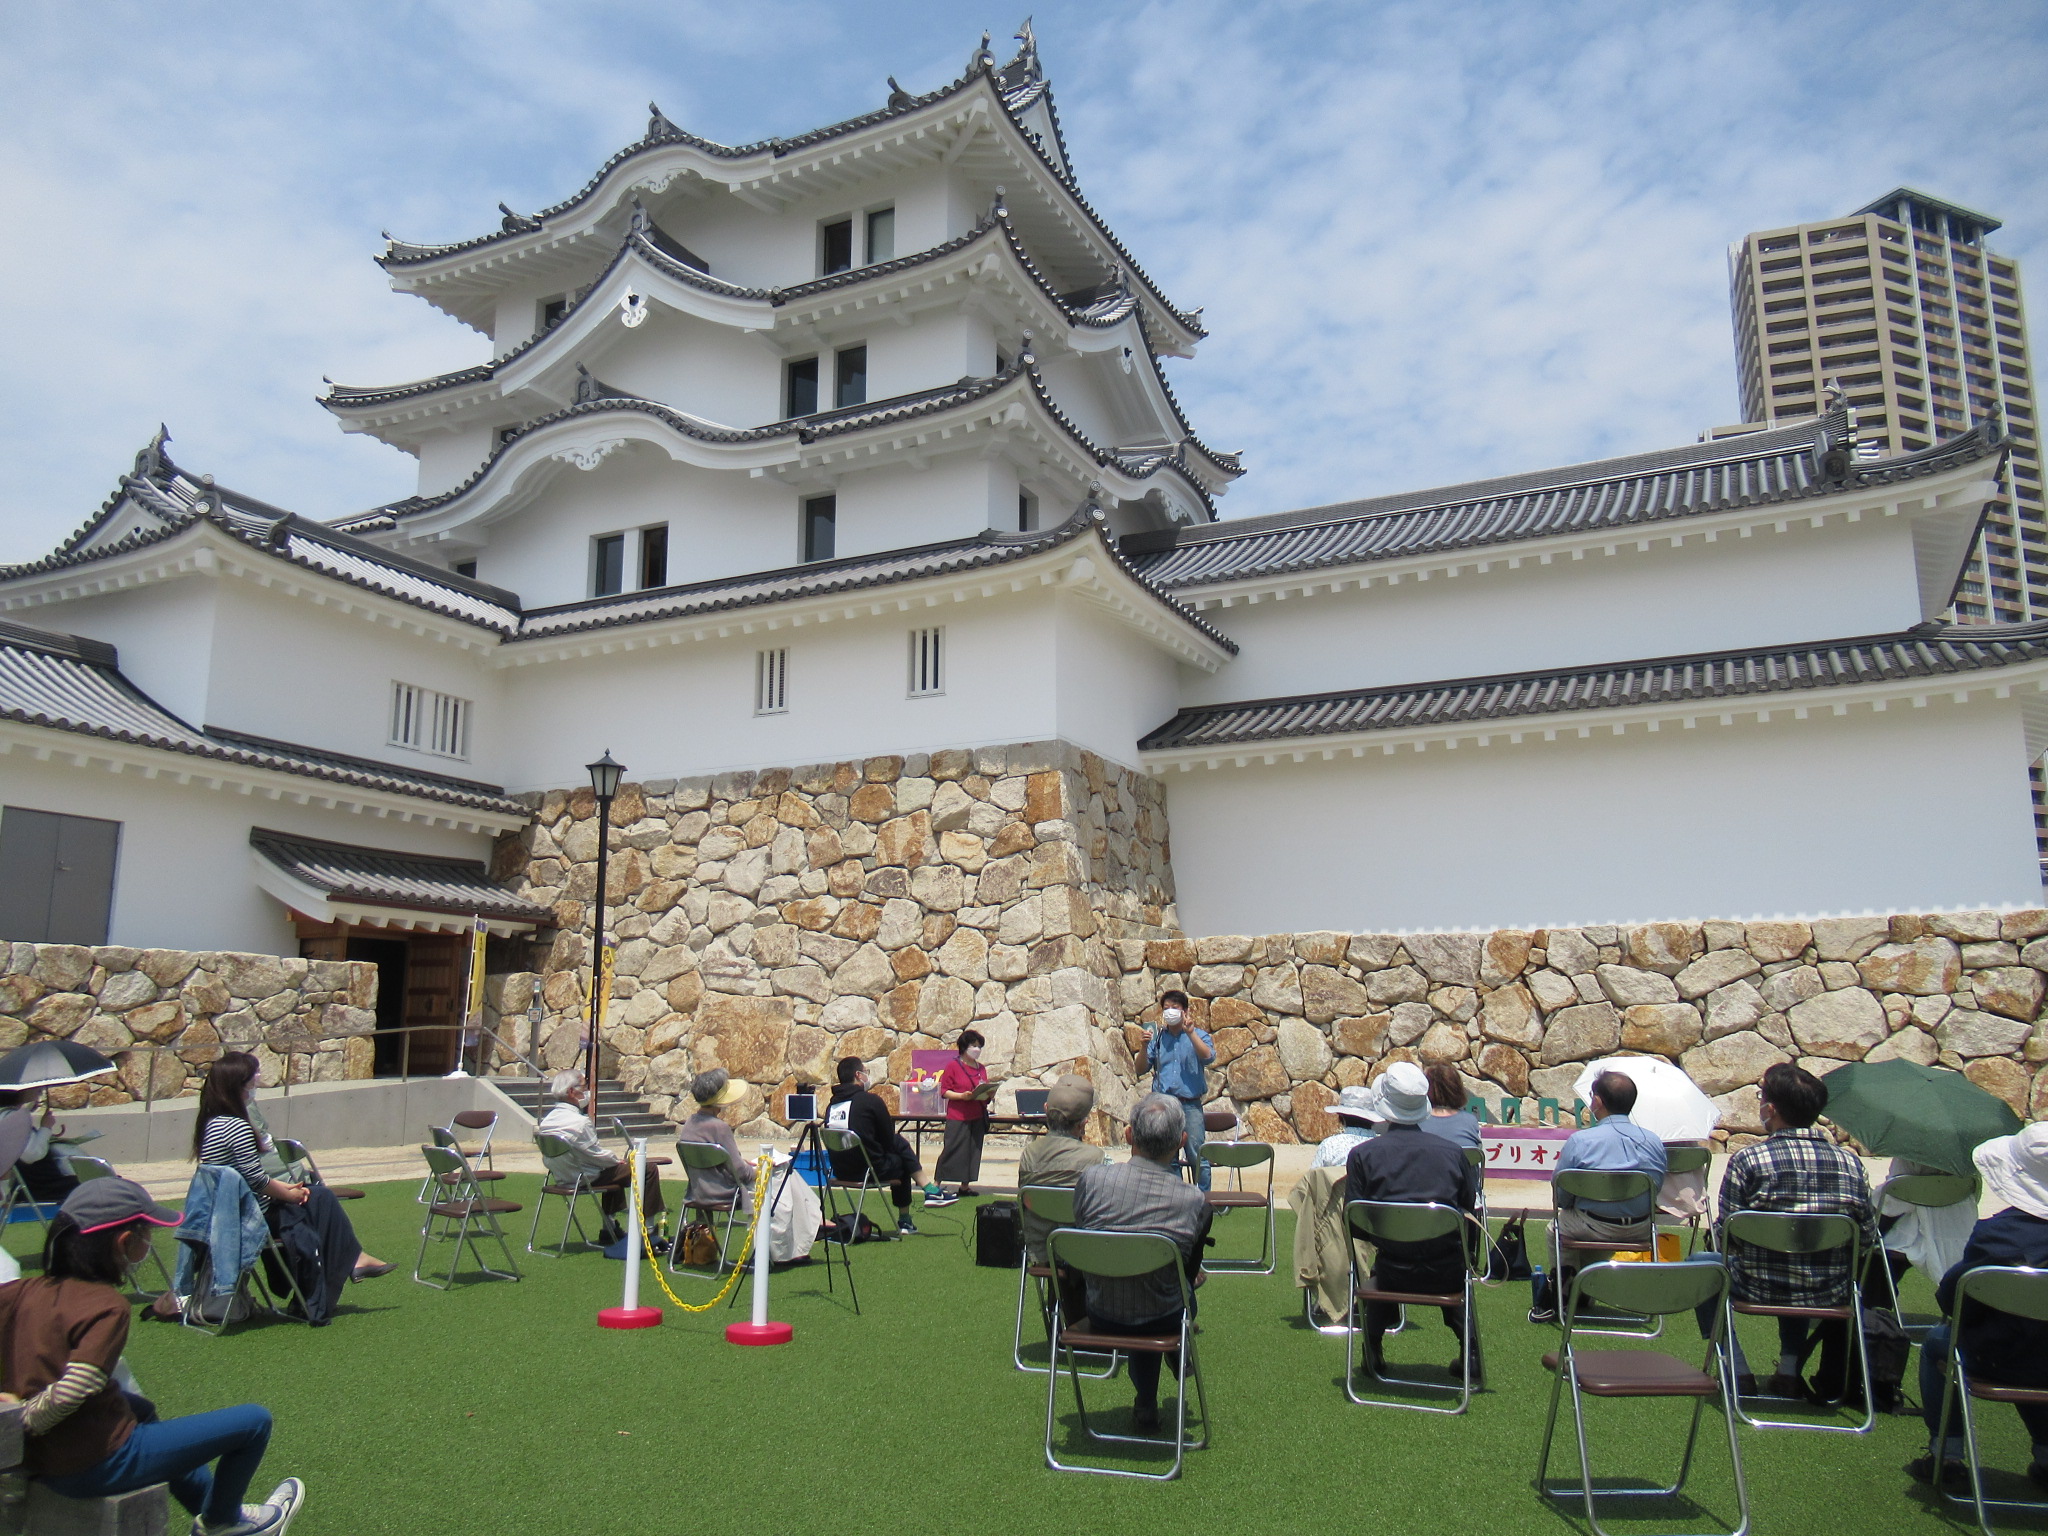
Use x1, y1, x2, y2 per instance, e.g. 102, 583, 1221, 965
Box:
527, 1133, 596, 1257
669, 1141, 746, 1281
414, 1144, 523, 1288
1537, 1259, 1750, 1536
273, 1139, 365, 1201
70, 1156, 174, 1300
1721, 1210, 1874, 1433
1464, 1144, 1490, 1227
174, 1173, 314, 1336
1044, 1229, 1208, 1481
1550, 1170, 1662, 1338
450, 1109, 498, 1169
430, 1125, 508, 1188
1931, 1265, 2048, 1536
1013, 1186, 1116, 1377
1657, 1146, 1714, 1258
1873, 1172, 1976, 1340
820, 1128, 898, 1237
1344, 1199, 1485, 1414
0, 1111, 54, 1239
1200, 1142, 1276, 1275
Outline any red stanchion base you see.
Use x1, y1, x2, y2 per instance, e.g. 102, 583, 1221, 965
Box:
725, 1320, 794, 1346
598, 1306, 664, 1330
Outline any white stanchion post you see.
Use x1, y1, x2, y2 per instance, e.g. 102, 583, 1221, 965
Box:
598, 1138, 662, 1329
727, 1143, 793, 1345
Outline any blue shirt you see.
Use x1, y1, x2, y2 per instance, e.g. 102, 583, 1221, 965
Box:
1555, 1113, 1668, 1220
1145, 1025, 1213, 1101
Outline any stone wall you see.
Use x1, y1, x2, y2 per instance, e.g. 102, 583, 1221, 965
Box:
0, 944, 378, 1106
1117, 910, 2048, 1147
491, 741, 1176, 1138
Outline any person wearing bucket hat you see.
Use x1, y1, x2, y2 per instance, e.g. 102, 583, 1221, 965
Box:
0, 1180, 305, 1536
1909, 1123, 2048, 1483
1345, 1062, 1484, 1382
1312, 1084, 1383, 1169
675, 1069, 754, 1215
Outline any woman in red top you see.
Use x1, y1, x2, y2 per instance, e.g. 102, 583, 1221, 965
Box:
930, 1029, 989, 1205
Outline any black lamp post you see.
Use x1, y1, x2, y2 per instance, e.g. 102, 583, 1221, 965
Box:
584, 751, 624, 1100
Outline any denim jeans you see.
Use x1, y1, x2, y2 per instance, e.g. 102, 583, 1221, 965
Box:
1919, 1322, 2048, 1462
1175, 1097, 1210, 1192
40, 1399, 272, 1525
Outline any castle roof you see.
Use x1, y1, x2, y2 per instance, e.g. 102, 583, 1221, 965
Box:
247, 828, 550, 925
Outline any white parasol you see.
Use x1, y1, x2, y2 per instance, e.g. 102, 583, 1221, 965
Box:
1571, 1055, 1719, 1142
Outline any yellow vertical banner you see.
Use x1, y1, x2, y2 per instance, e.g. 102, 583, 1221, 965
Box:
595, 944, 616, 1033
464, 915, 489, 1020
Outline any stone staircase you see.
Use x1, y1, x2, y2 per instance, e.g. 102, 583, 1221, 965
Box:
493, 1078, 668, 1141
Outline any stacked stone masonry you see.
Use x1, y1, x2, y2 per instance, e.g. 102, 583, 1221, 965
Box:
0, 944, 378, 1105
488, 742, 1177, 1141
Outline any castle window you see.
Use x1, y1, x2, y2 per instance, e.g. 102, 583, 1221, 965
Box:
639, 525, 669, 589
453, 560, 477, 578
908, 627, 944, 698
785, 356, 819, 418
592, 533, 625, 596
1018, 490, 1038, 531
834, 346, 867, 409
821, 218, 853, 275
802, 495, 836, 562
539, 295, 569, 331
865, 207, 895, 264
755, 648, 789, 715
390, 682, 471, 760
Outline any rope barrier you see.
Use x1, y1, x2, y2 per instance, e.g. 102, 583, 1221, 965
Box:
626, 1149, 775, 1314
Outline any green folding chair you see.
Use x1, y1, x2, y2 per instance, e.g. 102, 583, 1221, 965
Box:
1537, 1258, 1749, 1536
669, 1140, 746, 1281
1931, 1265, 2048, 1536
1200, 1141, 1276, 1275
1550, 1169, 1662, 1338
1013, 1185, 1115, 1378
1044, 1228, 1207, 1481
1344, 1199, 1485, 1414
413, 1144, 522, 1289
527, 1132, 597, 1257
1721, 1210, 1874, 1433
1873, 1172, 1976, 1340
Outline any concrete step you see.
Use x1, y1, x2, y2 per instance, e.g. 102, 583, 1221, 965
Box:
492, 1078, 665, 1140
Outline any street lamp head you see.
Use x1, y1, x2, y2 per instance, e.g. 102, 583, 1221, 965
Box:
586, 750, 625, 801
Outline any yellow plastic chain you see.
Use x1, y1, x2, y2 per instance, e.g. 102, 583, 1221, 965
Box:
626, 1148, 774, 1314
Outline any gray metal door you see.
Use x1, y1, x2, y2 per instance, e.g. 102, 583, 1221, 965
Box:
0, 806, 121, 944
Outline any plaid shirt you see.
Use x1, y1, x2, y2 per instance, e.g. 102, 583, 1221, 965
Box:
1714, 1127, 1876, 1308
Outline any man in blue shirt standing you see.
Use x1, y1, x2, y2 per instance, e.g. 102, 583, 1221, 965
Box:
1143, 989, 1215, 1190
1536, 1070, 1668, 1322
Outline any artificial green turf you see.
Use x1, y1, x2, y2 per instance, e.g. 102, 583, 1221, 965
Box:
6, 1181, 2034, 1536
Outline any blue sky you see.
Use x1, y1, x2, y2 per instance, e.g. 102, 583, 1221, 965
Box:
0, 0, 2041, 562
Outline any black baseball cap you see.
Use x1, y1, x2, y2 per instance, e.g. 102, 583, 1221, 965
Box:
60, 1177, 179, 1234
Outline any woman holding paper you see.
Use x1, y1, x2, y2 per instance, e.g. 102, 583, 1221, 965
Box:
928, 1030, 992, 1206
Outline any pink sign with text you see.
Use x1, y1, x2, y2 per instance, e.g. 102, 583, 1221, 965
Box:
1479, 1126, 1575, 1180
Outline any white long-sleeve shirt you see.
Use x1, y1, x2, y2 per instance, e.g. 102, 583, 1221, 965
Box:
536, 1103, 617, 1186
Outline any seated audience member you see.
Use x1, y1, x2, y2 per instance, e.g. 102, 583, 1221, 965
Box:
1708, 1062, 1876, 1399
1418, 1064, 1483, 1151
1016, 1074, 1101, 1331
0, 1179, 303, 1536
825, 1058, 921, 1236
1312, 1085, 1383, 1168
674, 1070, 753, 1214
929, 1028, 991, 1206
0, 1091, 80, 1205
1346, 1061, 1483, 1383
536, 1071, 667, 1246
1073, 1094, 1213, 1433
1535, 1070, 1668, 1322
194, 1055, 393, 1302
1912, 1124, 2048, 1483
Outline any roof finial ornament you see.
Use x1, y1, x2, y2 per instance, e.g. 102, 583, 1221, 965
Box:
132, 425, 170, 481
969, 30, 993, 72
645, 102, 680, 140
1014, 17, 1041, 78
1823, 375, 1847, 412
575, 363, 602, 404
628, 197, 651, 235
886, 76, 913, 109
498, 202, 539, 233
991, 183, 1008, 219
1017, 329, 1035, 368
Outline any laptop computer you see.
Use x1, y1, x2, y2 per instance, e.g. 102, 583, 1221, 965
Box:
1013, 1088, 1050, 1118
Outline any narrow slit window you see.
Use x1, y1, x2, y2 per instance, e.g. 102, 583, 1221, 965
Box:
755, 648, 789, 715
834, 345, 867, 409
639, 525, 669, 589
908, 627, 944, 698
865, 207, 895, 265
592, 533, 625, 596
802, 495, 836, 562
785, 356, 819, 418
1018, 491, 1038, 532
390, 682, 472, 760
821, 218, 853, 275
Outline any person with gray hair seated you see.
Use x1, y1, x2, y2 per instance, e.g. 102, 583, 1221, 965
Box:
674, 1070, 752, 1214
535, 1071, 665, 1247
1072, 1093, 1213, 1433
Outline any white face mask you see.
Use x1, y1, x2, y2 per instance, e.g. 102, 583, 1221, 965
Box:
1162, 1007, 1184, 1027
965, 1046, 982, 1062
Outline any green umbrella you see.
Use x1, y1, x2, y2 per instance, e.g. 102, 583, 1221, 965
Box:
1820, 1058, 2022, 1177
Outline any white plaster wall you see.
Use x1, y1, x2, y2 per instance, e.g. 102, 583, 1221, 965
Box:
583, 308, 780, 427
1160, 699, 2044, 936
495, 589, 1064, 790
29, 579, 221, 726
0, 753, 490, 951
1053, 593, 1185, 771
1181, 516, 1928, 705
415, 423, 495, 498
836, 459, 1006, 558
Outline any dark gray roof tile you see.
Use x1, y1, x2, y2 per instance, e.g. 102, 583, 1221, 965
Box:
249, 828, 549, 923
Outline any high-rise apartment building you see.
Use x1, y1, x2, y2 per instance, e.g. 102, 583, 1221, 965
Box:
1728, 189, 2039, 624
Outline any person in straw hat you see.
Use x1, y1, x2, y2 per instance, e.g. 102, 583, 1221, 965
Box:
1312, 1084, 1383, 1169
1909, 1122, 2048, 1484
675, 1069, 754, 1214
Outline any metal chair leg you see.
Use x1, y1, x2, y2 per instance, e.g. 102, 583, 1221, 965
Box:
1723, 1297, 1875, 1434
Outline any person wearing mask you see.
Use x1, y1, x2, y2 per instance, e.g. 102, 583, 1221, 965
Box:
1419, 1063, 1483, 1151
1142, 989, 1214, 1190
928, 1029, 992, 1207
1534, 1070, 1668, 1323
825, 1058, 922, 1236
535, 1071, 666, 1247
0, 1179, 304, 1536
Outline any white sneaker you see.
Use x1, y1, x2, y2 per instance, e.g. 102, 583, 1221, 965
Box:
195, 1478, 303, 1536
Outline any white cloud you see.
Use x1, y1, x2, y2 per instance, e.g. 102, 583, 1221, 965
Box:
0, 0, 2039, 560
